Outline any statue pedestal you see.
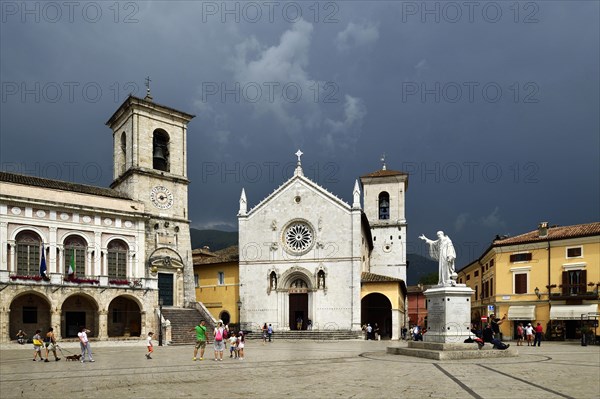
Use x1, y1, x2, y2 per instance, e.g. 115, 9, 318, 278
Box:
423, 285, 473, 344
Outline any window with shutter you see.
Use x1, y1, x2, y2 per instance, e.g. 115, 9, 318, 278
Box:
514, 273, 527, 294
510, 253, 532, 262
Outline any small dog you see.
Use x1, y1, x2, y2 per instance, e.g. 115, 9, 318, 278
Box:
65, 354, 82, 361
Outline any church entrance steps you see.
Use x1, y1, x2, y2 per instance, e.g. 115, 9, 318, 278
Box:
387, 341, 518, 360
161, 307, 214, 345
250, 330, 363, 341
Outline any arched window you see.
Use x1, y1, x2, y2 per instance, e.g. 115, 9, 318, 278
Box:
378, 192, 390, 220
119, 132, 127, 174
108, 239, 128, 279
64, 235, 87, 276
152, 129, 169, 172
15, 231, 41, 275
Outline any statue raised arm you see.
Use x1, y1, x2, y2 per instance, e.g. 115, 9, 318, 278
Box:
420, 231, 457, 287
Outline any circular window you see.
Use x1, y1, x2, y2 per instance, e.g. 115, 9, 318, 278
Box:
294, 196, 301, 203
283, 221, 314, 255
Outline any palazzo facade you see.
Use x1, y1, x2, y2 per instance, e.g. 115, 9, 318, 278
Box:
0, 94, 196, 342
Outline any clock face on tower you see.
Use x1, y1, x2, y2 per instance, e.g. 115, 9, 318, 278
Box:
150, 185, 174, 209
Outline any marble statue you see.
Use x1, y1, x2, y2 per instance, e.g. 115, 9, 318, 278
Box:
419, 231, 457, 286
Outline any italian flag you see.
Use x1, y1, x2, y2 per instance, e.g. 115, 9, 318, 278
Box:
68, 249, 76, 276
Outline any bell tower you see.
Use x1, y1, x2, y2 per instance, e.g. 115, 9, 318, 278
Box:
360, 157, 408, 281
106, 87, 196, 306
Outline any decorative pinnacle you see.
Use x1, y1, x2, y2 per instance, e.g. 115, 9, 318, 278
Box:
144, 76, 153, 101
381, 153, 387, 171
294, 149, 304, 177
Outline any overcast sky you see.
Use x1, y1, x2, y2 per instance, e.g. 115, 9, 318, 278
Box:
1, 1, 598, 265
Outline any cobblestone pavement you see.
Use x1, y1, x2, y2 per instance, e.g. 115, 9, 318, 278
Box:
1, 340, 598, 398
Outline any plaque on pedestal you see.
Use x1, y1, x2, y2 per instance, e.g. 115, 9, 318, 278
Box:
423, 285, 474, 343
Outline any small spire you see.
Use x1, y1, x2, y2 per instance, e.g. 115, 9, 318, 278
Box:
352, 179, 361, 209
380, 153, 387, 171
144, 76, 153, 101
294, 149, 304, 177
238, 188, 247, 216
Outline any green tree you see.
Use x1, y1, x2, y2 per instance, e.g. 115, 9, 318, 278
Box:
418, 272, 438, 285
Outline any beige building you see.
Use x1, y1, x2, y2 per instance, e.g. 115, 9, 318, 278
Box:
0, 93, 196, 342
457, 222, 600, 340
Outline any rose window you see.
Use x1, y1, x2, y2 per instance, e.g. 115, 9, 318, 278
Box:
284, 222, 314, 253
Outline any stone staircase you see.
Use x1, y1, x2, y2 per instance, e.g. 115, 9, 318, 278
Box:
161, 307, 215, 345
252, 330, 363, 341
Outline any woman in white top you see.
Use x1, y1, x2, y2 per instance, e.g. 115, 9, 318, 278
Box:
524, 323, 534, 346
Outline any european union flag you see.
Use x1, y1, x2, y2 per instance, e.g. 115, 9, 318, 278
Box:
40, 242, 47, 277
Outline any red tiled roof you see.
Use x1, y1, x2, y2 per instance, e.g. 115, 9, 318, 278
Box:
361, 272, 403, 283
0, 171, 131, 200
361, 169, 408, 178
194, 245, 239, 264
494, 222, 600, 246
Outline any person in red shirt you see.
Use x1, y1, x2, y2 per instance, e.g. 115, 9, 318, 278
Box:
533, 322, 544, 347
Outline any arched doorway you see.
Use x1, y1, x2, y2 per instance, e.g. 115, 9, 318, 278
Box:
10, 292, 51, 340
108, 296, 142, 337
220, 311, 231, 326
361, 293, 392, 339
62, 294, 98, 338
289, 278, 309, 330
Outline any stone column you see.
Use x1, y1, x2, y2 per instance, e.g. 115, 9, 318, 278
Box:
0, 307, 9, 343
87, 248, 94, 277
8, 241, 15, 273
49, 227, 57, 273
391, 309, 401, 340
98, 310, 108, 340
0, 222, 8, 271
51, 308, 61, 339
57, 245, 63, 275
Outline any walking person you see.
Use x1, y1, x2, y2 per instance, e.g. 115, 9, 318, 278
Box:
267, 324, 273, 342
44, 327, 60, 362
525, 323, 534, 346
78, 327, 94, 362
32, 329, 44, 361
374, 323, 381, 341
213, 320, 225, 361
228, 330, 238, 358
145, 332, 154, 359
262, 323, 267, 345
516, 323, 524, 346
533, 322, 544, 347
237, 331, 245, 360
189, 320, 207, 361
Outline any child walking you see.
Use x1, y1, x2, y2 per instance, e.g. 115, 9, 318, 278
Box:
145, 332, 154, 359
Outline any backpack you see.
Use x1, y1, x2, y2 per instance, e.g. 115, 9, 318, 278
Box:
215, 328, 223, 341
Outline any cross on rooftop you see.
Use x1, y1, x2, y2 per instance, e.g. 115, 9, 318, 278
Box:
295, 149, 303, 165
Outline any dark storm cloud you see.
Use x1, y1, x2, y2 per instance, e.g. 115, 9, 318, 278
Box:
1, 1, 598, 265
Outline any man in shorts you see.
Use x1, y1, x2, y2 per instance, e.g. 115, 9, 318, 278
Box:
189, 320, 207, 361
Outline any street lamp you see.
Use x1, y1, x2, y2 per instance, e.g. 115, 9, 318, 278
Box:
534, 287, 541, 299
158, 298, 163, 346
236, 299, 242, 328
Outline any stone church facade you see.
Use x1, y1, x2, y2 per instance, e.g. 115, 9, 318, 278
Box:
238, 156, 408, 338
0, 94, 195, 342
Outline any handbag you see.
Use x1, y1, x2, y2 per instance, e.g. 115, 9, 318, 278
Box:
32, 339, 43, 346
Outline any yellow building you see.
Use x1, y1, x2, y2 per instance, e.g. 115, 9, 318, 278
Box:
457, 222, 600, 340
192, 246, 240, 326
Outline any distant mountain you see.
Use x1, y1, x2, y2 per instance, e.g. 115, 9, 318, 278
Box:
190, 229, 237, 251
190, 229, 436, 285
406, 253, 438, 286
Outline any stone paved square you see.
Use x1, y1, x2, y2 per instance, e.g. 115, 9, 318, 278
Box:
1, 340, 598, 398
